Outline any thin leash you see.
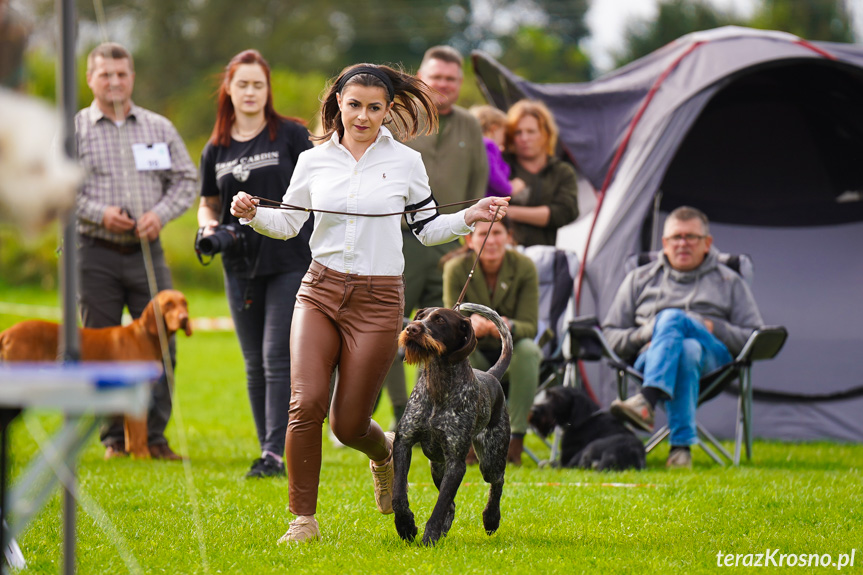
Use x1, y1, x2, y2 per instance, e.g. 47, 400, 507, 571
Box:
251, 195, 481, 218
252, 196, 502, 311
453, 204, 502, 311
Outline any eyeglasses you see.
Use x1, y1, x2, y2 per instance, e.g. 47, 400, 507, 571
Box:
664, 234, 707, 244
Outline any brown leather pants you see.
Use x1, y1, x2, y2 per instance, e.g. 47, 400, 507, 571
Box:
287, 260, 404, 516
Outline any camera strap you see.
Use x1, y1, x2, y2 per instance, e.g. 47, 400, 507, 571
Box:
194, 228, 215, 266
239, 240, 264, 312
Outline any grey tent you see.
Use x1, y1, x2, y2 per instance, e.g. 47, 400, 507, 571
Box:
473, 26, 863, 442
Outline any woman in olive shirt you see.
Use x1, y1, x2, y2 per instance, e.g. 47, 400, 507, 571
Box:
442, 218, 543, 464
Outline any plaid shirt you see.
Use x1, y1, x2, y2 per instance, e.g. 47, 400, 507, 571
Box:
75, 101, 197, 244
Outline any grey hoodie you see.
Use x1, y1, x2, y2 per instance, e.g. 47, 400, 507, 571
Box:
602, 247, 764, 361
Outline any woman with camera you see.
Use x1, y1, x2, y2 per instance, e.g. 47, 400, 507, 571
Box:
197, 49, 313, 479
230, 63, 509, 543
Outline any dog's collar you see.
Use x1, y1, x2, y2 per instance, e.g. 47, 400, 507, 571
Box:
561, 409, 605, 431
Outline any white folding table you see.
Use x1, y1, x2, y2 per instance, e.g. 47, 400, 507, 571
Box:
0, 362, 159, 573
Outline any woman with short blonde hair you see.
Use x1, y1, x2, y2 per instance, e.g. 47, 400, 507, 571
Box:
502, 99, 578, 247
505, 99, 559, 156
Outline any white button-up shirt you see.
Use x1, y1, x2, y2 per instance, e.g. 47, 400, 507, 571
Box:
247, 126, 473, 275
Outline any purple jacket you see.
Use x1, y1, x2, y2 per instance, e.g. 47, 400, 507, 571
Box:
484, 137, 511, 197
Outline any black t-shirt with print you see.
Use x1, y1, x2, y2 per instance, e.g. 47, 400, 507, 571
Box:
200, 119, 314, 278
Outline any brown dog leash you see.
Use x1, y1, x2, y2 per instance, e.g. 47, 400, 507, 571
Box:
251, 196, 482, 218
453, 204, 502, 311
251, 195, 501, 311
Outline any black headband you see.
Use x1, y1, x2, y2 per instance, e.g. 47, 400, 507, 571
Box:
336, 66, 395, 102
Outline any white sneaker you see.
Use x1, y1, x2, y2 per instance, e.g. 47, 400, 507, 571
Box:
277, 515, 321, 544
369, 431, 395, 514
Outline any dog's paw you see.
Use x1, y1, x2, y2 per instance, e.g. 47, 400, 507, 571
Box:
421, 530, 442, 547
441, 501, 456, 538
422, 517, 446, 547
394, 512, 418, 542
482, 506, 501, 535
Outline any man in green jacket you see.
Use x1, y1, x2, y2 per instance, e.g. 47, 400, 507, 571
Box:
442, 219, 543, 465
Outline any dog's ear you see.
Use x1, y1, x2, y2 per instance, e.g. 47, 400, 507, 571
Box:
182, 311, 193, 337
141, 299, 159, 337
560, 387, 597, 428
448, 315, 477, 364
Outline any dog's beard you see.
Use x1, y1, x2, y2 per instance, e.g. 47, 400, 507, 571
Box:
398, 329, 446, 365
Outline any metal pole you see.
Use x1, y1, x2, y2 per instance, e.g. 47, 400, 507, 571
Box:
1, 410, 21, 575
58, 0, 79, 365
650, 190, 663, 252
57, 0, 79, 573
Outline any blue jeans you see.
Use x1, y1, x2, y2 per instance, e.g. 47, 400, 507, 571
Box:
225, 270, 304, 457
634, 309, 732, 446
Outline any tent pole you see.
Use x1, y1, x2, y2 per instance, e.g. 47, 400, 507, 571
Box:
650, 190, 663, 252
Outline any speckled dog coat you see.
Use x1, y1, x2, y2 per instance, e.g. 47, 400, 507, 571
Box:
392, 303, 511, 546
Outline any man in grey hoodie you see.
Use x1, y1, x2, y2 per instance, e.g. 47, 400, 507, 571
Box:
603, 206, 763, 468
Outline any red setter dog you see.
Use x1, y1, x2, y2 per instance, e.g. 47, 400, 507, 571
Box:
0, 289, 192, 458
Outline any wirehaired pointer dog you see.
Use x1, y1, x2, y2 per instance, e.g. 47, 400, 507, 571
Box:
529, 386, 646, 471
0, 289, 192, 459
392, 303, 511, 546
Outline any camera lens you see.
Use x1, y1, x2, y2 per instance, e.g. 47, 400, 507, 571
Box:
197, 226, 238, 256
197, 235, 219, 255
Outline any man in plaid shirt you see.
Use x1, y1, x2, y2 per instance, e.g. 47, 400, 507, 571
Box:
75, 42, 197, 461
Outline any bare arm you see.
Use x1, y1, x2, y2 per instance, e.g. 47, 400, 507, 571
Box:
506, 204, 551, 227
197, 196, 221, 237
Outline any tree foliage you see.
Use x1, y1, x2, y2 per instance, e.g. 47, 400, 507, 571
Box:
749, 0, 855, 43
25, 0, 592, 144
615, 0, 857, 69
614, 0, 740, 69
496, 25, 592, 84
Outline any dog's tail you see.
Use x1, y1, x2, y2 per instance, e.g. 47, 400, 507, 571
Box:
458, 303, 512, 381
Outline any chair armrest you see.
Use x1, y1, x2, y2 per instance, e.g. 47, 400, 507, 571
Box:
735, 326, 788, 363
567, 315, 630, 369
567, 316, 602, 361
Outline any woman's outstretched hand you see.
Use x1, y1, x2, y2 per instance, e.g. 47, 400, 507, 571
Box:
465, 196, 510, 226
230, 191, 259, 220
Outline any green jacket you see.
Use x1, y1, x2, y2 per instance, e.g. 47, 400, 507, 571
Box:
405, 105, 489, 214
442, 248, 539, 351
504, 153, 579, 247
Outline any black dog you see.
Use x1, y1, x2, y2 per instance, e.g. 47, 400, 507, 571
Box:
529, 386, 646, 471
392, 303, 511, 546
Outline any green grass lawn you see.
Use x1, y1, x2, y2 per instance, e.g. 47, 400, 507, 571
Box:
3, 287, 863, 574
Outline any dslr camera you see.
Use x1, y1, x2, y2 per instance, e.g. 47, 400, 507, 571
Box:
194, 223, 244, 264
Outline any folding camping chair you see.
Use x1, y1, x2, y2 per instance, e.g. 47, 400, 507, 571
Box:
567, 252, 788, 465
518, 245, 581, 464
